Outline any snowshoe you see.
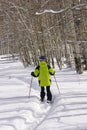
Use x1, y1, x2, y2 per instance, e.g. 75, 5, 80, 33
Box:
40, 98, 44, 102
47, 100, 52, 103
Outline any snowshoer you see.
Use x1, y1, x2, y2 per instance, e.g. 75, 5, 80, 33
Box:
31, 56, 55, 102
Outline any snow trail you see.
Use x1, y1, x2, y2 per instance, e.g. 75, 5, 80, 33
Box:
0, 58, 87, 130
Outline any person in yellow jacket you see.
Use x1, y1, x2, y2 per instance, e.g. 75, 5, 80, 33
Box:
31, 56, 55, 103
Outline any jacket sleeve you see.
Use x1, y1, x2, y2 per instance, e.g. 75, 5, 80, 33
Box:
33, 65, 40, 77
48, 65, 55, 75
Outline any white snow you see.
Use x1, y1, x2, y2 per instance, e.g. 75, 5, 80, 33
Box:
36, 9, 67, 15
0, 57, 87, 130
36, 4, 86, 15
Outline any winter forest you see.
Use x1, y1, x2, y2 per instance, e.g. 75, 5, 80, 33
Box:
0, 1, 87, 130
0, 0, 87, 73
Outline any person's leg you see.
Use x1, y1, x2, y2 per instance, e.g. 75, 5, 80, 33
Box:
46, 86, 52, 101
40, 87, 45, 101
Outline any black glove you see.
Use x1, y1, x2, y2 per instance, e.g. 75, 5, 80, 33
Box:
49, 71, 55, 75
31, 72, 34, 76
31, 72, 37, 77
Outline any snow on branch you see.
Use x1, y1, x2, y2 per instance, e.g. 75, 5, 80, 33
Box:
72, 3, 86, 10
36, 3, 87, 15
36, 8, 68, 15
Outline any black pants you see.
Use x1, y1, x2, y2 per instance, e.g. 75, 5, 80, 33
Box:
40, 86, 52, 101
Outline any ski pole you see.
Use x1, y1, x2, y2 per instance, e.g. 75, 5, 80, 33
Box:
54, 75, 60, 94
29, 76, 33, 97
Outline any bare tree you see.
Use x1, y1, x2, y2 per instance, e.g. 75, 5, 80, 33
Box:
0, 0, 87, 73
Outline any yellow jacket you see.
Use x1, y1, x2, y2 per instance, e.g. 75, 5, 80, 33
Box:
33, 61, 55, 86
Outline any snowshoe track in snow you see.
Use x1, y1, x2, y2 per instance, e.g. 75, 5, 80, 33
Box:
0, 59, 87, 130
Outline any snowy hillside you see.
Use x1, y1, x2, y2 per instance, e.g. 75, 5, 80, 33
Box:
0, 58, 87, 130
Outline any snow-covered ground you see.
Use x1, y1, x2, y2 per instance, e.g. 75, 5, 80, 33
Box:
0, 57, 87, 130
